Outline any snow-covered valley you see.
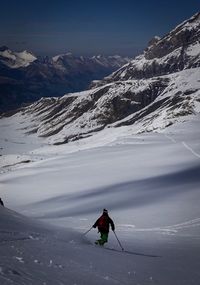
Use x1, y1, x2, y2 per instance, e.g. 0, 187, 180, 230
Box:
0, 11, 200, 285
0, 114, 200, 285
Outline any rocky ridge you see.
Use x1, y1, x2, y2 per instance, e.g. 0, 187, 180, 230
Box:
93, 12, 200, 86
6, 12, 200, 144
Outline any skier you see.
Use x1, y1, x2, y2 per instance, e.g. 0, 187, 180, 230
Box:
0, 197, 4, 206
93, 209, 115, 245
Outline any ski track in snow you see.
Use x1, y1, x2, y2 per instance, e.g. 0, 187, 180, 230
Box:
164, 133, 200, 159
0, 117, 200, 284
129, 217, 200, 234
181, 141, 200, 159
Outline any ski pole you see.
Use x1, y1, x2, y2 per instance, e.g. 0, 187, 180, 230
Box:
83, 226, 93, 236
113, 231, 124, 251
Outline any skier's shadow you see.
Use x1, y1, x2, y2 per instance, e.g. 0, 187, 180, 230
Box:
81, 236, 161, 258
104, 247, 161, 258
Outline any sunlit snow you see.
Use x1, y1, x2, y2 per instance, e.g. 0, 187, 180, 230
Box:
0, 114, 200, 284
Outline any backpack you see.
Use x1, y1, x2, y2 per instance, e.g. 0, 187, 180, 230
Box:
98, 215, 108, 231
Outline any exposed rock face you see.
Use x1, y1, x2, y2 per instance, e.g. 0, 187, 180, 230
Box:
5, 12, 200, 144
93, 12, 200, 86
20, 68, 199, 144
145, 13, 200, 60
0, 49, 130, 113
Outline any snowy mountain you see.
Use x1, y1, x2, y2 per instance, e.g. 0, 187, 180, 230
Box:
95, 12, 200, 85
0, 46, 37, 68
52, 53, 130, 71
13, 12, 200, 144
0, 12, 200, 285
0, 48, 130, 112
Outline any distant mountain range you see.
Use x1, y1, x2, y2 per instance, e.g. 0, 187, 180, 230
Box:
2, 12, 200, 144
0, 48, 130, 112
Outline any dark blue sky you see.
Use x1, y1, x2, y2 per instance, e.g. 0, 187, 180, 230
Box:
0, 0, 199, 56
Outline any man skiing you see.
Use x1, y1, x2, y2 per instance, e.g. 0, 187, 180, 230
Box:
93, 209, 115, 245
0, 197, 4, 206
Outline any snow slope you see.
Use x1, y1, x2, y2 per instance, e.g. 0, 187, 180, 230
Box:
0, 11, 200, 285
0, 115, 200, 284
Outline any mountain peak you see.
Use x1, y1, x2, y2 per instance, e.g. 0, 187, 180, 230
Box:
145, 12, 200, 60
95, 12, 200, 85
2, 12, 200, 143
0, 47, 37, 69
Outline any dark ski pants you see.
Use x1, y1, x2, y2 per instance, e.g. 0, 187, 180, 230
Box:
96, 232, 108, 245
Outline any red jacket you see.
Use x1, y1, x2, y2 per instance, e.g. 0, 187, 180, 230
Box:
93, 213, 115, 233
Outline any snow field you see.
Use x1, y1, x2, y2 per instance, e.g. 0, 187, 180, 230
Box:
0, 115, 200, 284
